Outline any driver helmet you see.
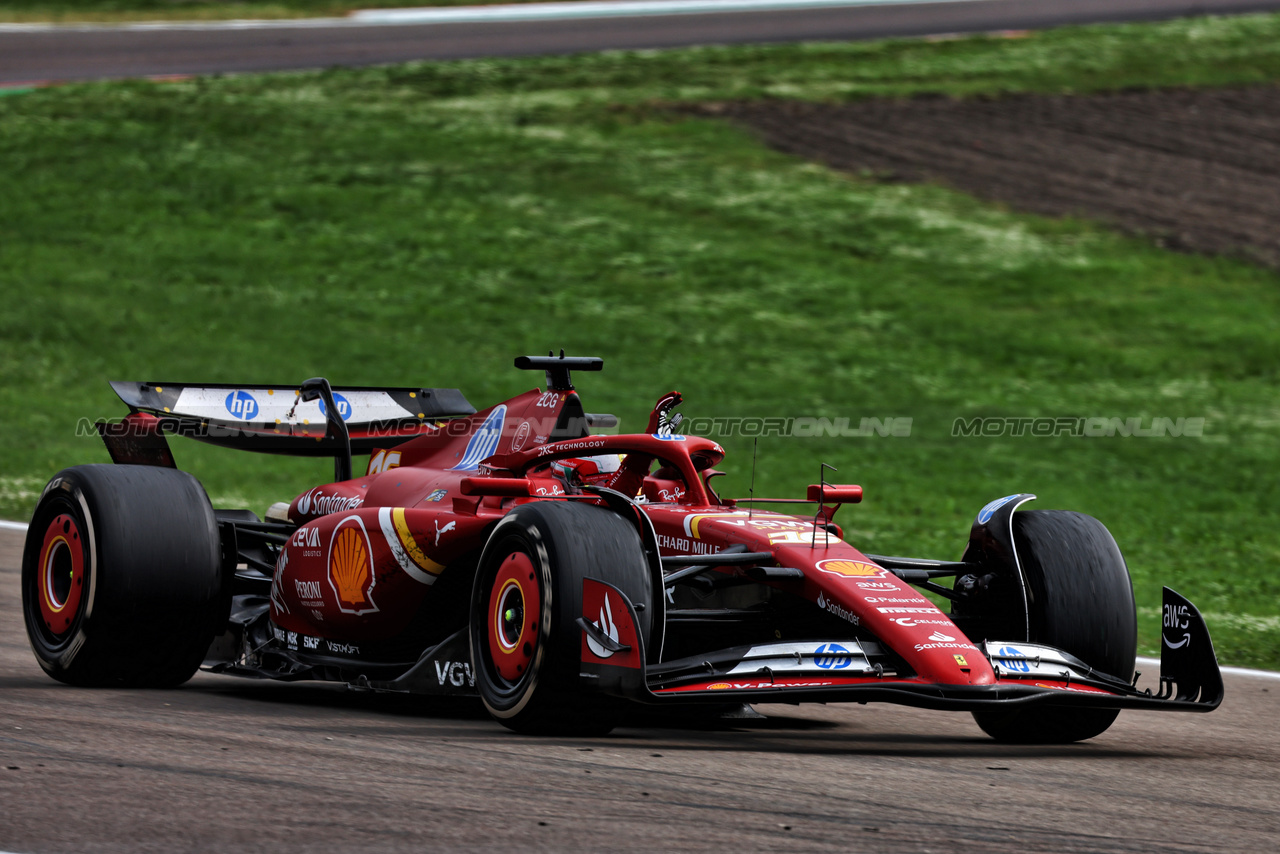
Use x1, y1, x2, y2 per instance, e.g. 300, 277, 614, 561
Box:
551, 454, 623, 490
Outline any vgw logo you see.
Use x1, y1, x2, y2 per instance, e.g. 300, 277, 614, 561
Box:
813, 643, 853, 670
224, 390, 259, 420
319, 393, 352, 421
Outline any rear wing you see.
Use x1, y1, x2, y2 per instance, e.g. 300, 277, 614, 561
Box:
104, 380, 475, 470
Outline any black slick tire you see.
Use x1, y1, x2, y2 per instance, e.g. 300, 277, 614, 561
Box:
22, 465, 225, 687
470, 500, 652, 736
973, 509, 1137, 744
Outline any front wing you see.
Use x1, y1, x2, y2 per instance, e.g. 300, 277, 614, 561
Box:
579, 583, 1223, 714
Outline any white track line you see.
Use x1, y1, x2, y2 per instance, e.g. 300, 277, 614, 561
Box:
0, 0, 983, 32
2, 514, 1277, 680
351, 0, 983, 24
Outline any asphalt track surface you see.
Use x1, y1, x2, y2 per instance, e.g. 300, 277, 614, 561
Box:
3, 527, 1280, 852
7, 0, 1280, 85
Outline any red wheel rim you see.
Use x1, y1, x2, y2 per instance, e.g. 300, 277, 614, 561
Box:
487, 551, 540, 682
38, 513, 86, 636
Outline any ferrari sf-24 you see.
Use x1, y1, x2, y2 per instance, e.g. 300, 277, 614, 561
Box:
22, 355, 1222, 742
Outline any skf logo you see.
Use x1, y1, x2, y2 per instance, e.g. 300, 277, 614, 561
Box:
815, 559, 885, 579
327, 516, 378, 615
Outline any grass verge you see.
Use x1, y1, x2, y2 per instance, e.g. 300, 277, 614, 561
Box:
2, 13, 1279, 666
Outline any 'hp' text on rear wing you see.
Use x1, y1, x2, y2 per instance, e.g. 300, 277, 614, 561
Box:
101, 380, 475, 478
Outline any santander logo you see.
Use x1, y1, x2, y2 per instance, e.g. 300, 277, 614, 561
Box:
296, 487, 363, 517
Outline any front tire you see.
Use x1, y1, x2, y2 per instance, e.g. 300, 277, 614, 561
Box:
22, 465, 225, 687
470, 500, 653, 736
972, 509, 1137, 743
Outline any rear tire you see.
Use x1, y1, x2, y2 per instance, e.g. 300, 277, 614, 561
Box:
22, 465, 225, 687
470, 500, 653, 736
972, 509, 1136, 744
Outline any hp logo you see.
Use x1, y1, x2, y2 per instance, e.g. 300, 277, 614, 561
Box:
997, 646, 1031, 673
319, 393, 352, 421
224, 390, 259, 420
813, 643, 853, 670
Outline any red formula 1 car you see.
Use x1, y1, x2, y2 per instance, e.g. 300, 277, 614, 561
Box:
22, 355, 1223, 742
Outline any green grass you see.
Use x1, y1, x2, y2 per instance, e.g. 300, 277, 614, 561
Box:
3, 13, 1280, 667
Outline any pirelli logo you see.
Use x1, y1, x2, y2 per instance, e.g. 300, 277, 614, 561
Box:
876, 607, 941, 614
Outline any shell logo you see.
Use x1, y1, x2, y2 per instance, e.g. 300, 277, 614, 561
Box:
815, 559, 886, 578
707, 683, 732, 691
328, 516, 379, 615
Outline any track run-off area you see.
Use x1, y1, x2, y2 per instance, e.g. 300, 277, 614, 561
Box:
2, 525, 1279, 852
6, 0, 1280, 85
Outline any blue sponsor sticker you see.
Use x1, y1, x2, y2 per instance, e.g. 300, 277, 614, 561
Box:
448, 405, 507, 472
319, 392, 352, 421
224, 390, 259, 420
813, 643, 853, 670
976, 494, 1019, 525
652, 433, 687, 441
425, 488, 448, 502
997, 645, 1031, 673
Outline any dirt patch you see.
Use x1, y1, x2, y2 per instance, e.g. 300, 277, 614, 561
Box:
697, 86, 1280, 267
